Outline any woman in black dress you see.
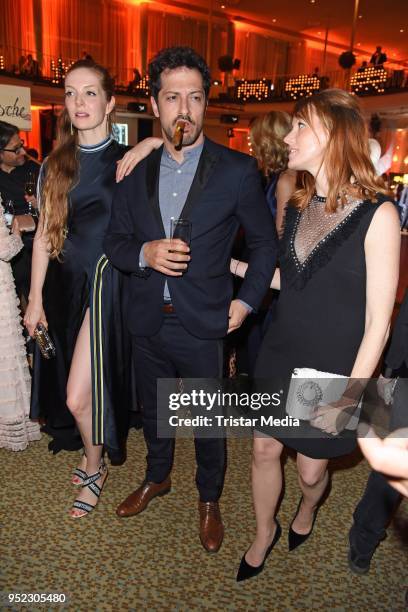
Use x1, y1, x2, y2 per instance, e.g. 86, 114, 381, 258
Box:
24, 59, 160, 517
232, 89, 401, 580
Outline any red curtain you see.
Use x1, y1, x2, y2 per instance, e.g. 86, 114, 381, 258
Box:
146, 12, 207, 64
40, 0, 102, 64
146, 10, 227, 78
233, 30, 289, 80
0, 0, 36, 71
39, 0, 141, 84
101, 1, 142, 84
0, 0, 312, 83
0, 0, 142, 84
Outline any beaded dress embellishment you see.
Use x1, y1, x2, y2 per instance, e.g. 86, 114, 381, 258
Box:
292, 193, 363, 269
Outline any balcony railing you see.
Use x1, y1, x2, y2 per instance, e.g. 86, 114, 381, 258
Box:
0, 46, 407, 103
224, 67, 408, 103
0, 45, 134, 89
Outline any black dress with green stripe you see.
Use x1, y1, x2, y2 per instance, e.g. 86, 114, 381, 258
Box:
31, 137, 132, 453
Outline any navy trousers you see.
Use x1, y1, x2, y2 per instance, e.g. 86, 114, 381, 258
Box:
132, 312, 226, 502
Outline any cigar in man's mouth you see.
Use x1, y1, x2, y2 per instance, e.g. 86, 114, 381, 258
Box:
173, 120, 186, 150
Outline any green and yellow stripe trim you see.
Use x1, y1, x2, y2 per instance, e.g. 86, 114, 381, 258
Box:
92, 254, 109, 445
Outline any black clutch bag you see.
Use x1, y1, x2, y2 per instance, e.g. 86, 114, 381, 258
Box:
34, 323, 56, 359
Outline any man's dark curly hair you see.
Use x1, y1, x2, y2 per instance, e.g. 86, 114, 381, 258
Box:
0, 120, 19, 151
148, 46, 211, 100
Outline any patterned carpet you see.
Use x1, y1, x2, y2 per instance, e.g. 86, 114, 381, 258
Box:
2, 429, 407, 611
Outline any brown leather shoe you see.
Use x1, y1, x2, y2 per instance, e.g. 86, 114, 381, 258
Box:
116, 477, 171, 517
199, 501, 224, 553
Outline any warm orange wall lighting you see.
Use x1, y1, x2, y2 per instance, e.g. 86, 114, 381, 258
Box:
30, 105, 53, 111
390, 129, 408, 174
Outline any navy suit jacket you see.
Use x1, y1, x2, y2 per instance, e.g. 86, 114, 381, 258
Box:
104, 137, 278, 339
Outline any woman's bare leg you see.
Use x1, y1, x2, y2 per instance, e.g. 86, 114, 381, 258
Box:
66, 309, 105, 516
292, 454, 329, 534
245, 435, 284, 566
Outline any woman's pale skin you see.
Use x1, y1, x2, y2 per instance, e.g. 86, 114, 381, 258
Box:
232, 109, 400, 566
274, 169, 297, 234
10, 215, 27, 236
115, 136, 163, 182
24, 67, 161, 516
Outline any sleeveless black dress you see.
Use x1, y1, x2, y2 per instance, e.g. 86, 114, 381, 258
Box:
31, 138, 132, 453
254, 193, 389, 459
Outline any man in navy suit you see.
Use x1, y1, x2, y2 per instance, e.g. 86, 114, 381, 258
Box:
104, 47, 278, 552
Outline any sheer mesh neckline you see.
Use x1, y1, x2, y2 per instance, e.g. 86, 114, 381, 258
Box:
292, 194, 363, 266
279, 193, 386, 290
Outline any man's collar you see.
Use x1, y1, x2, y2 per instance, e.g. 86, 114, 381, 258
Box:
163, 140, 204, 162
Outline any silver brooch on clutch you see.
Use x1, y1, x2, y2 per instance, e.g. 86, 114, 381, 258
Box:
296, 381, 323, 407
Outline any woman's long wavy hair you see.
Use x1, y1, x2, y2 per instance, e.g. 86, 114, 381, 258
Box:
41, 59, 115, 258
249, 111, 292, 176
290, 89, 388, 212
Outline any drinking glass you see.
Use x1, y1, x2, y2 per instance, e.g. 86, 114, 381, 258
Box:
25, 172, 36, 197
170, 218, 192, 253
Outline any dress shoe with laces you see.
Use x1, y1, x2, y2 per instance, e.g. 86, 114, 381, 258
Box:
199, 501, 224, 553
236, 520, 282, 582
288, 497, 319, 551
116, 477, 171, 517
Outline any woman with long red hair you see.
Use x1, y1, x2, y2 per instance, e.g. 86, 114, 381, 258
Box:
24, 59, 159, 517
232, 88, 400, 580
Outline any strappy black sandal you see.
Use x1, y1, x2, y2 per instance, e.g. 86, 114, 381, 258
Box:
72, 452, 106, 486
72, 466, 87, 486
71, 450, 87, 486
70, 463, 108, 518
